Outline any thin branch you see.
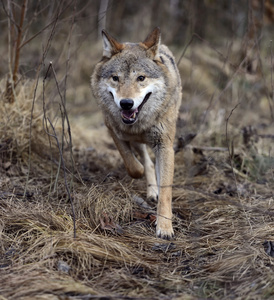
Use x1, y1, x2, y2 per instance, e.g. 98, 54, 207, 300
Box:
98, 0, 109, 38
46, 118, 76, 239
271, 40, 274, 113
42, 62, 55, 196
1, 0, 17, 28
225, 103, 253, 231
177, 34, 196, 66
4, 0, 16, 103
41, 62, 77, 237
225, 102, 241, 179
63, 0, 77, 105
177, 33, 240, 71
62, 0, 85, 187
50, 64, 64, 191
19, 20, 56, 50
23, 62, 40, 199
186, 145, 228, 152
24, 3, 62, 198
12, 0, 27, 84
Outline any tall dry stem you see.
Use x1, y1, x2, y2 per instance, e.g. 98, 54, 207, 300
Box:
4, 0, 28, 103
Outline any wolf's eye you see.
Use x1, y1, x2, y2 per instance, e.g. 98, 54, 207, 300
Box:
137, 76, 145, 82
112, 76, 119, 82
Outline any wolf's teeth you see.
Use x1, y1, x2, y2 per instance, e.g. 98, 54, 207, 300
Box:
121, 111, 137, 122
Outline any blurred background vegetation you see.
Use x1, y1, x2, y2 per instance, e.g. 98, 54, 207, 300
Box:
1, 0, 273, 96
0, 0, 274, 181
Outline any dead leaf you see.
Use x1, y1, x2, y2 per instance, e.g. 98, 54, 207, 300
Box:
133, 211, 156, 224
99, 212, 123, 235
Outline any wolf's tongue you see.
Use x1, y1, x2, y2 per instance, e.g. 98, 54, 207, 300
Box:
122, 108, 138, 119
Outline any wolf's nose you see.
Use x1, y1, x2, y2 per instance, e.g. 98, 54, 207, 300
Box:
120, 99, 134, 110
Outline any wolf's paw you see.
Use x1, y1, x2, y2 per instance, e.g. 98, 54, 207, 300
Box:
147, 186, 158, 203
156, 219, 174, 240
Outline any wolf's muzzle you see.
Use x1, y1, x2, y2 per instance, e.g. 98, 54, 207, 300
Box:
120, 92, 152, 125
120, 99, 134, 110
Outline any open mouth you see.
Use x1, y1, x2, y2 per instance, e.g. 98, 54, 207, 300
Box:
120, 92, 152, 125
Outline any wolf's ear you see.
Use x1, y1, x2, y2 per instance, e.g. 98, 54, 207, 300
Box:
142, 27, 161, 61
102, 30, 124, 58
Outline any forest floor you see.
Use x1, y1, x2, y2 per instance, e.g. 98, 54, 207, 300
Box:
0, 39, 274, 300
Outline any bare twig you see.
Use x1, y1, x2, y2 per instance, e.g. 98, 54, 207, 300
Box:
50, 62, 82, 191
177, 33, 240, 71
24, 3, 62, 197
177, 34, 193, 66
225, 103, 241, 189
3, 0, 28, 103
225, 103, 253, 231
40, 62, 77, 238
12, 0, 27, 85
4, 0, 16, 103
270, 40, 274, 114
19, 20, 57, 50
98, 0, 109, 38
258, 134, 274, 139
62, 1, 85, 188
23, 64, 40, 199
63, 0, 77, 106
50, 64, 65, 191
42, 59, 78, 239
19, 0, 74, 50
185, 145, 228, 152
46, 118, 76, 239
42, 62, 54, 195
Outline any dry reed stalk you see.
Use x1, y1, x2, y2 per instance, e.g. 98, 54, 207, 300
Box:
4, 0, 27, 103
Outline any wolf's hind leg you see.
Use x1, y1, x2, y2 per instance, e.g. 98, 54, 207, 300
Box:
133, 143, 158, 201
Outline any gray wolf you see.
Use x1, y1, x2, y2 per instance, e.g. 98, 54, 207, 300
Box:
91, 27, 182, 239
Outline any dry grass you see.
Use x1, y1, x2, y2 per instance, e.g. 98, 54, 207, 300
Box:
1, 23, 274, 300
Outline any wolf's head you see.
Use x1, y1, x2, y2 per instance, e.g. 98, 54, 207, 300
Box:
93, 28, 168, 128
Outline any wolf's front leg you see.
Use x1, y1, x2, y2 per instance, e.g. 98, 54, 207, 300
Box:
108, 129, 144, 178
132, 143, 158, 201
155, 143, 175, 239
